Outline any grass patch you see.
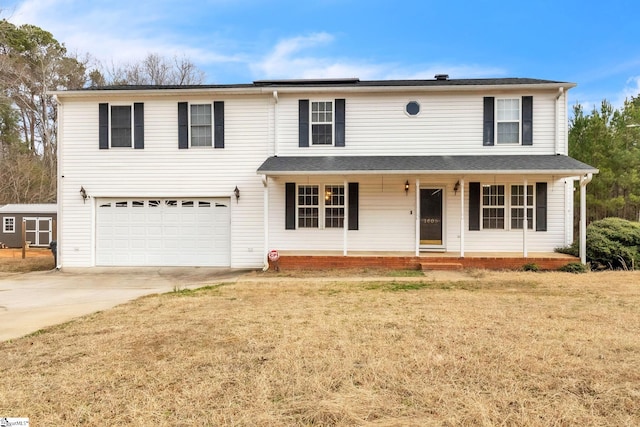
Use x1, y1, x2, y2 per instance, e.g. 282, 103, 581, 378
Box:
1, 271, 639, 425
0, 254, 54, 273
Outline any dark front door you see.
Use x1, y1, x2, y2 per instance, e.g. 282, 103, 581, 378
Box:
420, 188, 443, 246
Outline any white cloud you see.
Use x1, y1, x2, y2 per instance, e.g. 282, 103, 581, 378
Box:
252, 33, 507, 81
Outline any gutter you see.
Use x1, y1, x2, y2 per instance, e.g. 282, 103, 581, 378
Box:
555, 87, 564, 155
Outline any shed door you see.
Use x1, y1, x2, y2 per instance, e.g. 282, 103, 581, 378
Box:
96, 198, 230, 266
24, 217, 52, 247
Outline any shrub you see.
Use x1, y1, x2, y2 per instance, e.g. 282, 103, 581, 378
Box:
521, 263, 540, 272
558, 262, 588, 274
586, 218, 640, 270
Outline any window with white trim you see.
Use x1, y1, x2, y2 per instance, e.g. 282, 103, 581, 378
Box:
298, 185, 319, 228
482, 184, 505, 229
324, 185, 345, 228
496, 98, 520, 144
511, 185, 534, 229
111, 105, 132, 147
3, 217, 15, 233
311, 101, 333, 145
190, 104, 212, 147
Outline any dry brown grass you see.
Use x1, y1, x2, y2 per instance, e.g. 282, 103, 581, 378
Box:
0, 253, 54, 273
1, 270, 639, 426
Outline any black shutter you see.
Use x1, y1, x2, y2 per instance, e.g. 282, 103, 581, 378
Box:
483, 97, 494, 146
178, 102, 188, 149
348, 182, 359, 230
214, 101, 224, 148
99, 103, 109, 149
133, 103, 144, 149
469, 182, 480, 230
522, 96, 533, 145
299, 100, 309, 147
335, 98, 345, 147
536, 182, 547, 231
285, 182, 296, 230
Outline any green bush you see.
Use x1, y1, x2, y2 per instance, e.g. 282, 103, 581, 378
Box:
555, 218, 640, 270
558, 262, 588, 274
521, 263, 540, 272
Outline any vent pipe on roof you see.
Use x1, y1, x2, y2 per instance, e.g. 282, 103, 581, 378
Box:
434, 74, 449, 81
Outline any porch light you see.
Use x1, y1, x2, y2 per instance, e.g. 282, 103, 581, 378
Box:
454, 180, 460, 195
234, 186, 240, 203
405, 180, 410, 195
80, 186, 88, 203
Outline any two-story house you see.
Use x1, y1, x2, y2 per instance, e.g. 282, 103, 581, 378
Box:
53, 76, 597, 270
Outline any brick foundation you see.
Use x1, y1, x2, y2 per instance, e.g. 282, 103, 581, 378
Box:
275, 255, 578, 271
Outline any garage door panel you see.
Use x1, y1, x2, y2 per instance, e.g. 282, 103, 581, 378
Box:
97, 198, 230, 266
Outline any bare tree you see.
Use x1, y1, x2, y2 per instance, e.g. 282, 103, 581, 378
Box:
102, 53, 205, 85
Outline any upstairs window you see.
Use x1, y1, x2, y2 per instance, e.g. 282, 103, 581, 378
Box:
178, 102, 224, 149
311, 101, 333, 145
496, 98, 520, 144
190, 104, 213, 147
111, 105, 132, 147
99, 103, 144, 149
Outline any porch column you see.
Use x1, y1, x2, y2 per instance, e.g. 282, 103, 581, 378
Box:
262, 175, 269, 270
344, 179, 348, 256
415, 178, 420, 256
523, 178, 528, 258
460, 177, 465, 258
580, 173, 593, 264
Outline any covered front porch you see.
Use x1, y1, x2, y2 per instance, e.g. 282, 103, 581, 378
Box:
271, 250, 579, 271
257, 155, 597, 270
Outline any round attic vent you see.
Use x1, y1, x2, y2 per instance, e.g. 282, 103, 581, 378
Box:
406, 101, 420, 116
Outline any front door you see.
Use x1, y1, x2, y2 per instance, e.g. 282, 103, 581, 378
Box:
420, 188, 444, 248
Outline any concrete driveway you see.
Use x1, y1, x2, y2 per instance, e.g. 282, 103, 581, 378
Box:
0, 267, 249, 341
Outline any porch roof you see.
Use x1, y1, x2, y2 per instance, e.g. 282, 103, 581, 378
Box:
257, 155, 598, 176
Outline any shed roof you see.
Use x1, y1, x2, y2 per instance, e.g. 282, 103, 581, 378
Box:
0, 204, 58, 214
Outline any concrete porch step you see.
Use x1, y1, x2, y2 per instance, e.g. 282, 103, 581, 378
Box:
420, 262, 464, 271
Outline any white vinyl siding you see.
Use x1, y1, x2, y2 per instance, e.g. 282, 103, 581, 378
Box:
276, 91, 560, 156
57, 96, 269, 268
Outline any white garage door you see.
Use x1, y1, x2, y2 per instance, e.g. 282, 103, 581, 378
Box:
96, 198, 230, 266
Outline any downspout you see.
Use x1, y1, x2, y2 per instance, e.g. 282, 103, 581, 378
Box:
54, 95, 63, 269
262, 175, 270, 271
415, 178, 420, 256
460, 177, 465, 258
523, 178, 528, 258
579, 173, 593, 264
273, 91, 279, 156
344, 179, 348, 256
555, 87, 564, 155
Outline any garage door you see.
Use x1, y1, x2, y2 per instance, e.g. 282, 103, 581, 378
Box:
96, 198, 230, 266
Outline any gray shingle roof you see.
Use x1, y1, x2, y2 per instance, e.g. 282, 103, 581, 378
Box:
257, 155, 598, 176
78, 77, 571, 91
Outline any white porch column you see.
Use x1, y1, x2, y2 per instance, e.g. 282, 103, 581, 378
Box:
523, 178, 528, 258
580, 173, 593, 264
262, 175, 269, 270
344, 179, 348, 256
415, 178, 420, 256
460, 178, 465, 258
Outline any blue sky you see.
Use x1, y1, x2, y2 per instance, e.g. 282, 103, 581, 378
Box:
3, 0, 640, 111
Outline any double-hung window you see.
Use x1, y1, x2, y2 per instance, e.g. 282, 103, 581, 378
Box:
3, 217, 15, 233
111, 105, 132, 147
296, 184, 345, 228
324, 185, 345, 228
511, 185, 534, 229
482, 185, 505, 229
298, 185, 319, 228
190, 104, 212, 147
496, 99, 520, 144
311, 101, 333, 145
